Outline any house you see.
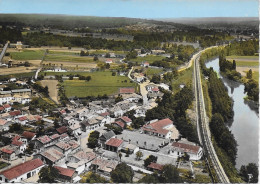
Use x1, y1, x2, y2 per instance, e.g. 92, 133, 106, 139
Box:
112, 121, 125, 130
119, 87, 135, 94
51, 140, 80, 156
147, 162, 163, 172
9, 110, 22, 118
0, 159, 44, 183
54, 166, 78, 183
21, 131, 36, 141
143, 62, 149, 67
99, 130, 116, 148
9, 78, 17, 82
0, 119, 11, 132
159, 83, 170, 91
0, 106, 4, 113
121, 93, 142, 103
170, 142, 203, 160
105, 59, 113, 64
36, 148, 65, 165
34, 135, 53, 151
67, 151, 97, 174
147, 90, 164, 99
26, 114, 42, 123
121, 143, 139, 154
11, 135, 27, 153
105, 138, 124, 152
110, 106, 123, 117
142, 118, 175, 139
56, 126, 68, 134
0, 145, 19, 161
17, 116, 28, 125
118, 116, 132, 126
133, 73, 145, 83
90, 157, 118, 176
0, 91, 12, 105
146, 84, 159, 92
3, 104, 11, 112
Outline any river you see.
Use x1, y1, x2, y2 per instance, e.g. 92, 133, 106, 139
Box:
205, 58, 259, 169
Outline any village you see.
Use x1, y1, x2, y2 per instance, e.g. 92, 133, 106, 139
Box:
0, 65, 207, 182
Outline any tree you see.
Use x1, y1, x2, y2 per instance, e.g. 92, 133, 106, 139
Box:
246, 69, 253, 79
93, 55, 99, 61
136, 151, 143, 161
80, 172, 109, 183
87, 131, 100, 148
138, 173, 159, 183
24, 61, 30, 67
144, 155, 157, 167
86, 76, 92, 81
119, 152, 122, 162
232, 60, 236, 70
9, 123, 22, 133
105, 53, 110, 58
239, 163, 258, 183
151, 74, 161, 84
132, 117, 145, 129
111, 162, 134, 183
115, 94, 123, 103
39, 165, 60, 183
161, 164, 182, 183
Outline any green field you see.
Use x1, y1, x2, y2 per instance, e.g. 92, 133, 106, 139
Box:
144, 68, 163, 78
130, 55, 165, 64
48, 51, 80, 55
44, 54, 95, 62
62, 71, 136, 97
226, 55, 259, 60
89, 50, 127, 55
10, 49, 45, 60
227, 60, 259, 67
0, 72, 35, 78
171, 66, 193, 93
252, 71, 259, 82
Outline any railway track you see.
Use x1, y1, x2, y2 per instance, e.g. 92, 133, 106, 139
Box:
194, 53, 230, 183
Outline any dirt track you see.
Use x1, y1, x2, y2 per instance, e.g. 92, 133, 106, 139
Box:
40, 80, 59, 104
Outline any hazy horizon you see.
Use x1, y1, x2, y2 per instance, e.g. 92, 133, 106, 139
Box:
0, 0, 258, 18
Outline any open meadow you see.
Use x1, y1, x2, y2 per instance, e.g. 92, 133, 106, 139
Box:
130, 55, 165, 64
40, 80, 59, 104
47, 71, 137, 97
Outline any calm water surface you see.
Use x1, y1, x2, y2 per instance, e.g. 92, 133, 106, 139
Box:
206, 58, 259, 169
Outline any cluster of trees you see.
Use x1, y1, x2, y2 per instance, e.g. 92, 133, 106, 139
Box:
58, 84, 69, 106
139, 164, 182, 183
219, 55, 241, 81
224, 40, 259, 56
209, 113, 237, 165
80, 50, 90, 56
244, 79, 259, 102
145, 87, 198, 143
144, 155, 157, 167
126, 50, 138, 60
32, 83, 49, 96
97, 62, 110, 70
87, 131, 100, 148
0, 26, 22, 44
39, 165, 60, 183
111, 163, 134, 183
80, 172, 109, 183
239, 163, 258, 183
207, 70, 234, 121
124, 110, 145, 129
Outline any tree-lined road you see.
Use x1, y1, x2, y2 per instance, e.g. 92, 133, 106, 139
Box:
193, 50, 230, 183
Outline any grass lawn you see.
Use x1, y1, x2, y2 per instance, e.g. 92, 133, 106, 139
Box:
89, 50, 127, 55
0, 161, 10, 170
0, 72, 35, 79
44, 54, 95, 63
144, 68, 163, 78
63, 71, 136, 97
227, 60, 259, 67
130, 55, 165, 64
226, 55, 259, 60
252, 71, 259, 82
48, 51, 80, 55
171, 66, 193, 93
10, 49, 45, 60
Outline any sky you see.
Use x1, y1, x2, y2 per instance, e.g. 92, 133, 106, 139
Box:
0, 0, 258, 18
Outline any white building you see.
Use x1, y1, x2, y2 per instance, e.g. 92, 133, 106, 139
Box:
0, 159, 45, 183
169, 142, 203, 160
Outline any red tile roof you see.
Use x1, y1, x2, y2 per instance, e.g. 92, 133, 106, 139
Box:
120, 116, 132, 123
37, 135, 51, 144
50, 134, 60, 140
9, 110, 21, 116
112, 121, 125, 129
147, 162, 163, 171
99, 112, 110, 117
105, 138, 123, 147
152, 87, 159, 92
0, 106, 4, 111
56, 126, 68, 134
0, 119, 7, 126
3, 104, 11, 108
0, 159, 44, 180
142, 118, 173, 135
119, 87, 135, 94
11, 135, 23, 146
54, 166, 75, 178
18, 116, 27, 121
22, 131, 36, 139
172, 142, 201, 154
1, 148, 14, 154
